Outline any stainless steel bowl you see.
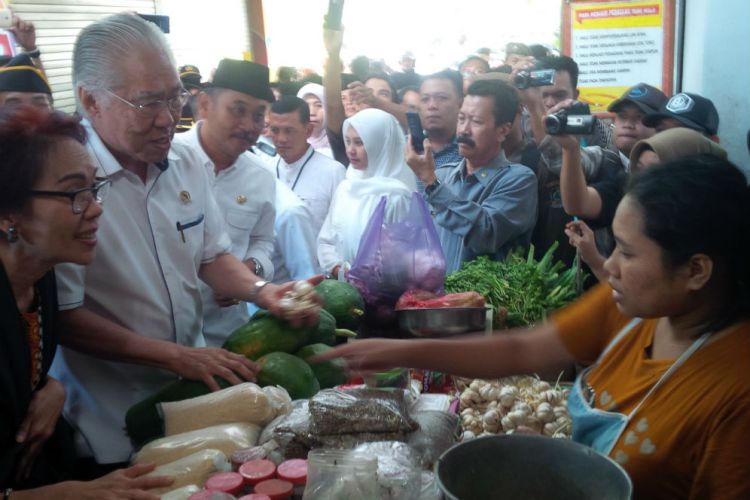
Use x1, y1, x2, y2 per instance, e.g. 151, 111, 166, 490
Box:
397, 307, 486, 338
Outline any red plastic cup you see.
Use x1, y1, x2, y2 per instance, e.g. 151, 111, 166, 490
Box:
239, 459, 277, 486
253, 478, 294, 500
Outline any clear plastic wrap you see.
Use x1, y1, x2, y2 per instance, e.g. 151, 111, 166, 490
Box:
259, 400, 314, 459
407, 410, 461, 468
263, 385, 293, 419
302, 449, 379, 499
159, 484, 201, 500
309, 389, 418, 435
230, 440, 283, 468
418, 471, 441, 500
160, 382, 272, 435
133, 422, 260, 466
315, 431, 406, 450
145, 448, 230, 495
352, 441, 422, 500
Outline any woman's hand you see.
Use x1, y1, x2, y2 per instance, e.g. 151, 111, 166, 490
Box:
15, 376, 66, 481
311, 338, 408, 373
565, 220, 608, 282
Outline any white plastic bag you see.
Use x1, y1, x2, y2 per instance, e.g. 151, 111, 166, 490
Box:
146, 449, 230, 495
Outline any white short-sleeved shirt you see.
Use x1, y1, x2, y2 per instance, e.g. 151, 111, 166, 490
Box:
173, 123, 276, 346
270, 179, 319, 284
273, 145, 345, 236
50, 121, 232, 464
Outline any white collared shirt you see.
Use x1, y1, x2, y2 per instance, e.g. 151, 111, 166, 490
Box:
271, 180, 319, 284
173, 123, 276, 347
273, 145, 345, 236
51, 121, 232, 463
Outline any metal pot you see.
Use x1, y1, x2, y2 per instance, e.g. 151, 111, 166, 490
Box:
436, 434, 632, 499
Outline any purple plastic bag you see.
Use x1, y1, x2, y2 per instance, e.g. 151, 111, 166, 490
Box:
348, 193, 446, 329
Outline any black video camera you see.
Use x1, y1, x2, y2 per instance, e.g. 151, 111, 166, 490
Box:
513, 69, 555, 89
544, 102, 596, 135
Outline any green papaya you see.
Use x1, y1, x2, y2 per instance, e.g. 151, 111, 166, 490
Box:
295, 343, 348, 389
223, 314, 311, 359
256, 352, 320, 399
315, 280, 365, 330
125, 377, 230, 447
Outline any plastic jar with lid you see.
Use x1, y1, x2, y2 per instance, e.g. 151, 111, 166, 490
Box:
302, 449, 378, 499
277, 459, 307, 499
239, 459, 277, 486
205, 472, 245, 496
254, 478, 294, 500
187, 490, 236, 500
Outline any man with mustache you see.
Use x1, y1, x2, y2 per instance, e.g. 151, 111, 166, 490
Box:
51, 15, 318, 476
172, 58, 276, 347
406, 79, 538, 273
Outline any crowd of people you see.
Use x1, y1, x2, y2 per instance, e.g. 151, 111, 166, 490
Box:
0, 10, 749, 500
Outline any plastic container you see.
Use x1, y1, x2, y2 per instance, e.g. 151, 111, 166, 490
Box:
436, 434, 632, 499
188, 491, 235, 500
254, 479, 294, 500
277, 459, 307, 499
205, 472, 245, 496
238, 495, 272, 500
239, 459, 277, 486
302, 449, 378, 499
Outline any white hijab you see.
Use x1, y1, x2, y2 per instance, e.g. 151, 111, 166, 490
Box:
342, 108, 418, 196
326, 108, 416, 265
297, 83, 330, 151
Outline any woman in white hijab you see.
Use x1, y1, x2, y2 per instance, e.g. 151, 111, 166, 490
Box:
318, 108, 418, 278
297, 83, 333, 157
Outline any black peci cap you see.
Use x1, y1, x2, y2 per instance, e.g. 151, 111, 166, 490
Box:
206, 59, 275, 102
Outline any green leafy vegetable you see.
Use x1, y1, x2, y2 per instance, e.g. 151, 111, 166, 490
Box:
444, 242, 580, 328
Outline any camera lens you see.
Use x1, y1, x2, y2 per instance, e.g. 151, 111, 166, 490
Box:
544, 114, 564, 135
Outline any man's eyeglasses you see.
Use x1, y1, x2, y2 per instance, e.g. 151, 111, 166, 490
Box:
29, 178, 112, 214
104, 89, 189, 118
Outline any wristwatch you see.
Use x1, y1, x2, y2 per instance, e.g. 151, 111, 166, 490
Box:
425, 178, 441, 195
250, 257, 264, 278
248, 280, 270, 304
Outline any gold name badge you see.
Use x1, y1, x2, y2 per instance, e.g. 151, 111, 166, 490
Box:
179, 190, 191, 203
236, 195, 247, 205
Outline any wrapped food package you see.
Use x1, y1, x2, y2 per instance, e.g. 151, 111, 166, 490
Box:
259, 400, 314, 459
158, 484, 201, 500
309, 389, 418, 435
353, 441, 422, 500
145, 448, 230, 495
133, 423, 260, 466
263, 385, 293, 419
161, 383, 273, 435
407, 410, 461, 468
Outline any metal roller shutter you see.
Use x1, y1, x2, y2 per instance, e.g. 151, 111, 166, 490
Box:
9, 0, 156, 112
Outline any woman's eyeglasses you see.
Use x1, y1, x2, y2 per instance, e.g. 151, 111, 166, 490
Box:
29, 178, 112, 214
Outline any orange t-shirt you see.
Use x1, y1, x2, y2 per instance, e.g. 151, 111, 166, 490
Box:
552, 283, 750, 500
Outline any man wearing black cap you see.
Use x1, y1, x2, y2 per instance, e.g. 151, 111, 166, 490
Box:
0, 53, 52, 111
176, 64, 202, 132
642, 92, 720, 141
173, 58, 277, 347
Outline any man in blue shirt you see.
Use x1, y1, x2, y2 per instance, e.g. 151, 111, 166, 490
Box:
419, 69, 464, 170
407, 79, 538, 273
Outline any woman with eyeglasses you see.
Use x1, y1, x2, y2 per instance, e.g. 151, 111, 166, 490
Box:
0, 106, 171, 499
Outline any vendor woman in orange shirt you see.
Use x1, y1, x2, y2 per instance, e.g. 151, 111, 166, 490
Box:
316, 154, 750, 499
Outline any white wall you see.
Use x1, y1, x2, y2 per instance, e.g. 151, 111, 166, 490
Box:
681, 0, 750, 178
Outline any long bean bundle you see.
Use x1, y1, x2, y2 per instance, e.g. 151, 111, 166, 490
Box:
444, 242, 579, 328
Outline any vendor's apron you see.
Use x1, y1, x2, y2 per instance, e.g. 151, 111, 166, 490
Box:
568, 318, 710, 455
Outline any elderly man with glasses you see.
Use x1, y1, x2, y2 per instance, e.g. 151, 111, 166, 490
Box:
50, 13, 320, 478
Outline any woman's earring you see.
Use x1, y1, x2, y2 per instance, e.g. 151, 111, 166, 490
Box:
7, 225, 18, 243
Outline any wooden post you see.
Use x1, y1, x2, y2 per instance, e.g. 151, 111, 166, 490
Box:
246, 0, 268, 65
